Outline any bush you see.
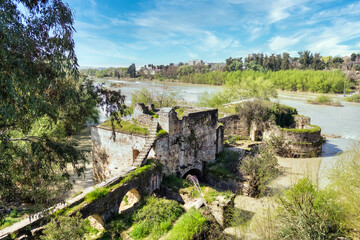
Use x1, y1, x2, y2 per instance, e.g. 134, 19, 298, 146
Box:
236, 100, 274, 126
276, 178, 345, 240
345, 93, 360, 103
271, 103, 297, 127
41, 214, 97, 240
165, 208, 207, 240
207, 148, 240, 177
130, 197, 184, 239
239, 145, 279, 197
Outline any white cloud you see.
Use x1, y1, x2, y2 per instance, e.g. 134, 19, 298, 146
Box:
269, 36, 301, 51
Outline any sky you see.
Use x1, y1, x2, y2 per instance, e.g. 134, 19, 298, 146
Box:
66, 0, 360, 68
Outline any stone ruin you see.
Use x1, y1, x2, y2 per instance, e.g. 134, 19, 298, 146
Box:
92, 102, 322, 182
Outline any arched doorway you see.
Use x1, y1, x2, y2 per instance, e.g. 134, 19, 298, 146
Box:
182, 168, 202, 181
133, 149, 140, 162
118, 189, 141, 213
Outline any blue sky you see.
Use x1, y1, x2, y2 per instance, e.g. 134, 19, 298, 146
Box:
67, 0, 360, 67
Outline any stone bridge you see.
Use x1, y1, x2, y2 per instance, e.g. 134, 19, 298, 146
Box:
0, 162, 162, 240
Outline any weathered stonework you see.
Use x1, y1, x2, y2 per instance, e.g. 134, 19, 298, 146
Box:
92, 106, 221, 180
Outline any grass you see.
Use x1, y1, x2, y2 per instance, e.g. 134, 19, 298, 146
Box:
156, 129, 168, 137
280, 124, 321, 134
130, 197, 184, 239
164, 208, 207, 240
307, 95, 343, 106
100, 120, 149, 135
84, 187, 109, 203
345, 93, 360, 103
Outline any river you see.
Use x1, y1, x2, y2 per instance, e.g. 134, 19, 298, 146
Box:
69, 78, 360, 195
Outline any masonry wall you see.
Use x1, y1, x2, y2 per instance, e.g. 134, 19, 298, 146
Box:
154, 108, 219, 177
218, 115, 249, 137
91, 127, 154, 181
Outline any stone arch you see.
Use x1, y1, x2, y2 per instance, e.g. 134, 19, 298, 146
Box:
182, 168, 202, 181
133, 149, 140, 162
88, 214, 105, 231
118, 188, 141, 214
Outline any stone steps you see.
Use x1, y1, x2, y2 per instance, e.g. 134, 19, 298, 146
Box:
132, 122, 159, 167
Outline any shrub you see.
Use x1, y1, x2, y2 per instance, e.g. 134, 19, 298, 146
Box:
345, 93, 360, 103
161, 175, 191, 190
239, 145, 279, 197
307, 95, 342, 106
41, 214, 97, 240
207, 148, 240, 177
236, 99, 274, 126
280, 125, 321, 134
276, 178, 345, 240
165, 208, 207, 240
327, 144, 360, 237
130, 197, 184, 239
271, 103, 297, 127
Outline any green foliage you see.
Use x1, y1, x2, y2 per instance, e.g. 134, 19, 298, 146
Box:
198, 77, 278, 108
345, 93, 360, 103
280, 125, 321, 134
174, 107, 187, 118
224, 135, 249, 145
165, 208, 207, 240
0, 210, 25, 230
327, 144, 360, 237
240, 145, 279, 197
236, 100, 274, 125
41, 214, 98, 240
130, 197, 184, 239
276, 178, 345, 240
100, 120, 149, 135
84, 187, 109, 203
156, 129, 168, 137
0, 0, 126, 211
183, 70, 348, 93
161, 175, 191, 190
307, 95, 343, 106
207, 148, 240, 178
271, 103, 297, 127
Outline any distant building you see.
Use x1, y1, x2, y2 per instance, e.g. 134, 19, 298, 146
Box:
188, 59, 204, 66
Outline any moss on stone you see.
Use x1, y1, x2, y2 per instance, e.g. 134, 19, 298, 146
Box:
280, 125, 321, 134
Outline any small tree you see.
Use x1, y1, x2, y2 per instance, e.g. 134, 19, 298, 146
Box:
239, 145, 279, 197
128, 63, 136, 78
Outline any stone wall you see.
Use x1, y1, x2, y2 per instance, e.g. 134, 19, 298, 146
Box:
91, 127, 155, 181
218, 115, 249, 137
154, 108, 219, 177
263, 124, 322, 157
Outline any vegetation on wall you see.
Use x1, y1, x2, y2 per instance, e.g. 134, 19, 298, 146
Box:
100, 120, 150, 135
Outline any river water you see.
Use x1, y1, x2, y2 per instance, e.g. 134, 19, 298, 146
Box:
69, 78, 360, 195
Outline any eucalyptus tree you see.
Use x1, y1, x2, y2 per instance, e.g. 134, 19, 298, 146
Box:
0, 0, 125, 213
